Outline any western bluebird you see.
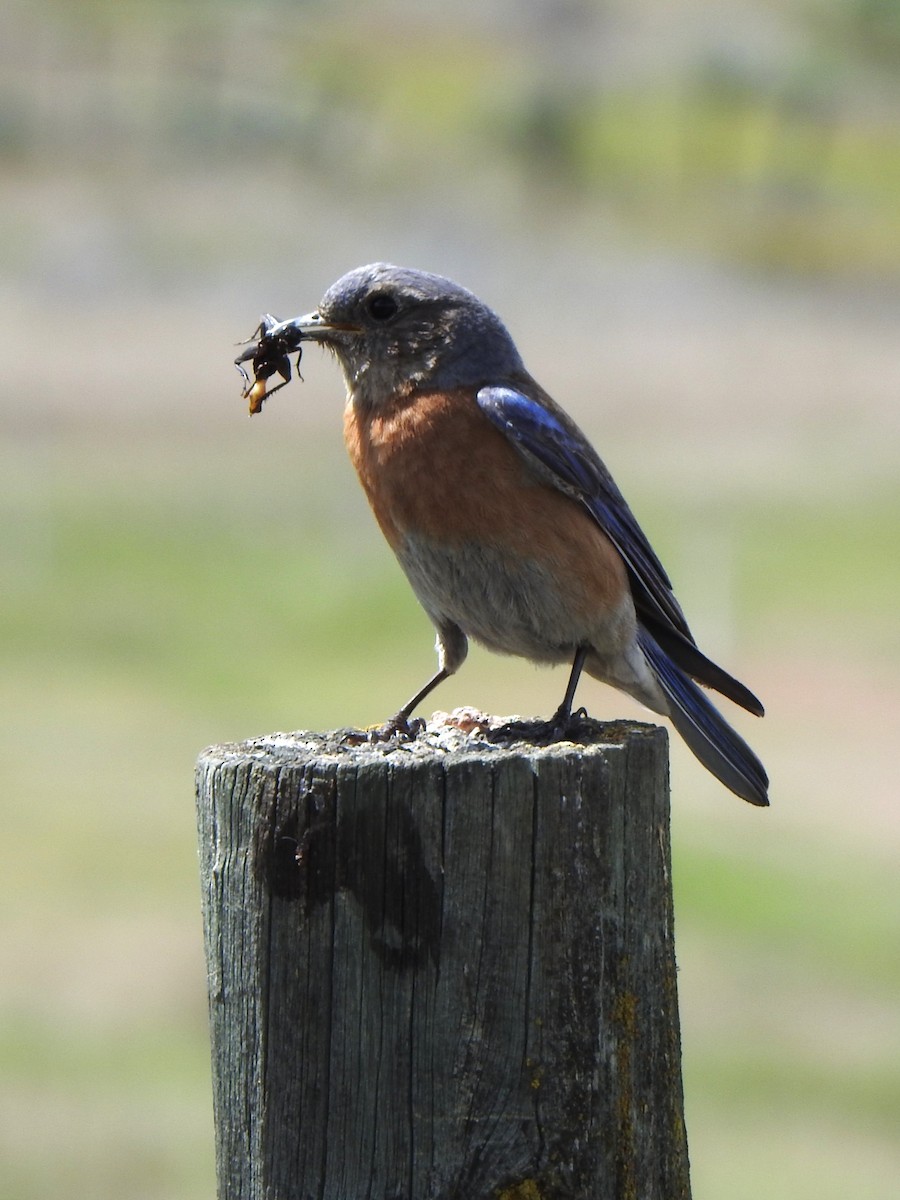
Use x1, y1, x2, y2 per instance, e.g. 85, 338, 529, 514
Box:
246, 263, 768, 806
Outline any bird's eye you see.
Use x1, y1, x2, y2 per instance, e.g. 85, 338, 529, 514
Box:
366, 292, 399, 321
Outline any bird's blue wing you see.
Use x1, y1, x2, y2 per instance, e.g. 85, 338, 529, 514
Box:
476, 385, 692, 640
476, 385, 765, 717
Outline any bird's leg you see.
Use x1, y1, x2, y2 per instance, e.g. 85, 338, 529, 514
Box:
549, 645, 589, 729
368, 667, 450, 741
487, 646, 591, 745
394, 667, 451, 726
369, 621, 466, 741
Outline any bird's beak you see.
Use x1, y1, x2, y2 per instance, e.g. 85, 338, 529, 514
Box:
267, 310, 360, 344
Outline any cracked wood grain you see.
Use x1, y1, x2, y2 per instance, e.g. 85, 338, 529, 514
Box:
195, 719, 691, 1200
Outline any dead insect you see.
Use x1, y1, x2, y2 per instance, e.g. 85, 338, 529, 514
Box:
234, 314, 304, 415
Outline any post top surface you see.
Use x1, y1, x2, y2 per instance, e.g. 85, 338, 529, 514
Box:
198, 708, 665, 770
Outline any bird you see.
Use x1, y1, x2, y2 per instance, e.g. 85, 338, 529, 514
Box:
254, 263, 768, 806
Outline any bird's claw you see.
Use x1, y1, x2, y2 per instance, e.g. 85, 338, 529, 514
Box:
487, 706, 593, 747
366, 714, 425, 744
550, 704, 590, 738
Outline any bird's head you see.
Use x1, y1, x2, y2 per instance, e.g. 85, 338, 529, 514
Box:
271, 263, 524, 408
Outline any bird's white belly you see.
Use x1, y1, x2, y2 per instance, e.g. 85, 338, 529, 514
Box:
397, 533, 633, 665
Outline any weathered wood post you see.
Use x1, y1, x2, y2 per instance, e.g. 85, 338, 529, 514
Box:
195, 715, 691, 1200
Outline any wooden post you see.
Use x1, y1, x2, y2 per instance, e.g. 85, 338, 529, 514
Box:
195, 717, 691, 1200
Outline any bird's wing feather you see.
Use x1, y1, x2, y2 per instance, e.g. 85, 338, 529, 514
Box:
476, 385, 764, 716
476, 385, 691, 639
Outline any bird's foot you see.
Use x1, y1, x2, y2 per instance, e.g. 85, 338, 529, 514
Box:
487, 706, 594, 747
549, 704, 591, 739
364, 713, 426, 744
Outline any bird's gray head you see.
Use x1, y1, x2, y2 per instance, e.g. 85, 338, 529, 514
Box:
280, 263, 524, 408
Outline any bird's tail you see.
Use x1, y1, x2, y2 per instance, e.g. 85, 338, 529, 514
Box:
638, 628, 769, 806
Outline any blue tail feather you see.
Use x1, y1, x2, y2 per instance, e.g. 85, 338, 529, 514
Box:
639, 629, 769, 806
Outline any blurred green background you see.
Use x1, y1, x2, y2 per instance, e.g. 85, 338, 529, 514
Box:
1, 1, 898, 1196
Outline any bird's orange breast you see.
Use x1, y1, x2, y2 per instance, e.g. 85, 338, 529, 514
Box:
343, 388, 629, 618
344, 389, 529, 546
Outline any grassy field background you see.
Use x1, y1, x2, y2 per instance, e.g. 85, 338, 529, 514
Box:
2, 2, 899, 1197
